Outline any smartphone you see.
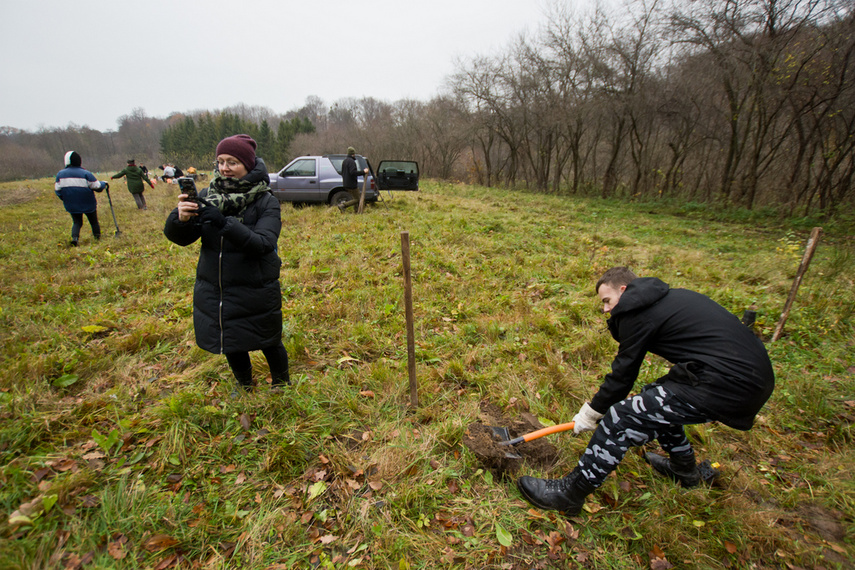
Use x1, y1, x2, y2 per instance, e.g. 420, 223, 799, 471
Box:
177, 177, 197, 200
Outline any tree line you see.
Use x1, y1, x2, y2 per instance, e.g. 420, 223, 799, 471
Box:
2, 0, 853, 216
159, 113, 315, 170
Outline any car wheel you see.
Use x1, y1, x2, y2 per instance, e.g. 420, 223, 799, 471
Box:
330, 190, 351, 207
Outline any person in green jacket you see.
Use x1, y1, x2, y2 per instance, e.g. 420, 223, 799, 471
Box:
112, 158, 154, 210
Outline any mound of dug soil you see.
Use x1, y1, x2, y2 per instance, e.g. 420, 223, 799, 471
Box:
462, 401, 560, 477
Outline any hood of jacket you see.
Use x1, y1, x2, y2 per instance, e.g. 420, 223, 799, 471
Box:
242, 157, 270, 185
609, 277, 670, 319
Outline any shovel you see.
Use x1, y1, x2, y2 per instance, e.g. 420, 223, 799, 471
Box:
104, 183, 121, 236
490, 422, 576, 447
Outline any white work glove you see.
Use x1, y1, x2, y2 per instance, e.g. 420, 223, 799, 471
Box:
573, 402, 604, 434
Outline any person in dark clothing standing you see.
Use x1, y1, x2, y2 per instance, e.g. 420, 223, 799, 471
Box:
55, 151, 108, 246
163, 134, 290, 394
338, 146, 369, 212
112, 159, 154, 210
517, 266, 775, 515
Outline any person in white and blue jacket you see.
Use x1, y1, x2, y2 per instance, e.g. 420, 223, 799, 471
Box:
55, 151, 108, 246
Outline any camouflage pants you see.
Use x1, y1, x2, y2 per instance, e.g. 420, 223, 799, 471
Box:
577, 384, 711, 487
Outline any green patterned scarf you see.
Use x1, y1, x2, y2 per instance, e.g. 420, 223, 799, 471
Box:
204, 173, 269, 218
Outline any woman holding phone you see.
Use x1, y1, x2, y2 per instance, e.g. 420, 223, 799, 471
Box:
164, 134, 289, 394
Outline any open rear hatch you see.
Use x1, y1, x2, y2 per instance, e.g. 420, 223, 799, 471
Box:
376, 160, 419, 191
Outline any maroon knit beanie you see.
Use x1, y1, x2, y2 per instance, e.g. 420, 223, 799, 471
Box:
216, 134, 257, 172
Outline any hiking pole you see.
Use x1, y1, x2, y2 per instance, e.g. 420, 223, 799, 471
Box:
104, 183, 121, 236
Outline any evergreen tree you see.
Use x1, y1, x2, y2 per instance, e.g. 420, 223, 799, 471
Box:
257, 120, 274, 164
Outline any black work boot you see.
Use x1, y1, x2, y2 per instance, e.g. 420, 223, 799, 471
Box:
271, 370, 290, 388
517, 469, 596, 515
645, 451, 701, 487
230, 367, 254, 397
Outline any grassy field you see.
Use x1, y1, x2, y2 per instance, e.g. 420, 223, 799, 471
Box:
0, 174, 853, 569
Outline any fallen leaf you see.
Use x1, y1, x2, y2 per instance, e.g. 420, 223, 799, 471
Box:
235, 472, 247, 485
145, 436, 163, 448
345, 478, 361, 490
108, 541, 127, 560
368, 480, 383, 491
320, 534, 338, 544
10, 497, 44, 521
526, 508, 547, 519
50, 458, 77, 472
220, 464, 237, 474
144, 534, 179, 552
63, 553, 82, 569
650, 556, 674, 569
240, 413, 252, 431
724, 541, 738, 554
79, 495, 99, 508
153, 554, 178, 569
32, 467, 52, 483
359, 390, 375, 398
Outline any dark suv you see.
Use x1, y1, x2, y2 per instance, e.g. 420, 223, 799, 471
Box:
268, 154, 419, 206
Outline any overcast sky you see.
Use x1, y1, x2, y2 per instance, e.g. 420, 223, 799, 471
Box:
0, 0, 590, 133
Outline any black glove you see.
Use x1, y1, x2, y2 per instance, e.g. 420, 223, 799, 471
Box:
198, 205, 226, 229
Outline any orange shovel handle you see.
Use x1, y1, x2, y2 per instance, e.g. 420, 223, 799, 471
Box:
497, 422, 575, 446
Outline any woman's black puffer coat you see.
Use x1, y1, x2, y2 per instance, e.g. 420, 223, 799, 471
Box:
163, 159, 282, 354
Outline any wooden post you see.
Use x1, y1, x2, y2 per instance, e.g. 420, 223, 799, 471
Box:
772, 226, 823, 342
357, 173, 367, 214
401, 232, 418, 407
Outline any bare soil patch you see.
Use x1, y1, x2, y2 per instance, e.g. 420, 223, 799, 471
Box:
463, 400, 559, 477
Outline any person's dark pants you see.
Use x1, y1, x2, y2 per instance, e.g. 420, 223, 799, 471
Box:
132, 192, 147, 210
339, 188, 361, 211
69, 211, 101, 243
577, 384, 711, 487
225, 342, 290, 383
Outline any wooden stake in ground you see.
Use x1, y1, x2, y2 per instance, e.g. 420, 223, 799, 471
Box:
357, 174, 367, 214
401, 231, 418, 407
772, 226, 823, 342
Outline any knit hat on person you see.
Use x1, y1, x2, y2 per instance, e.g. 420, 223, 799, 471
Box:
127, 159, 135, 165
64, 151, 82, 168
216, 134, 257, 172
347, 146, 356, 156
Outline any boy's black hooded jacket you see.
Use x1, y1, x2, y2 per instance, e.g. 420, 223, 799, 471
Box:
163, 159, 282, 354
589, 277, 774, 430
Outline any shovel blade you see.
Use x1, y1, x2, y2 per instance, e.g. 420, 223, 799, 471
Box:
487, 426, 521, 459
489, 426, 511, 442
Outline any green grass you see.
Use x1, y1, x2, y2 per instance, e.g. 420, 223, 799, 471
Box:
0, 176, 853, 568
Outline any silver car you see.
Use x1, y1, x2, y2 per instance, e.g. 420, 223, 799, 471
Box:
268, 154, 419, 206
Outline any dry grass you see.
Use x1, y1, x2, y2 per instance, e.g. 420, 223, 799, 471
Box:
0, 175, 853, 568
